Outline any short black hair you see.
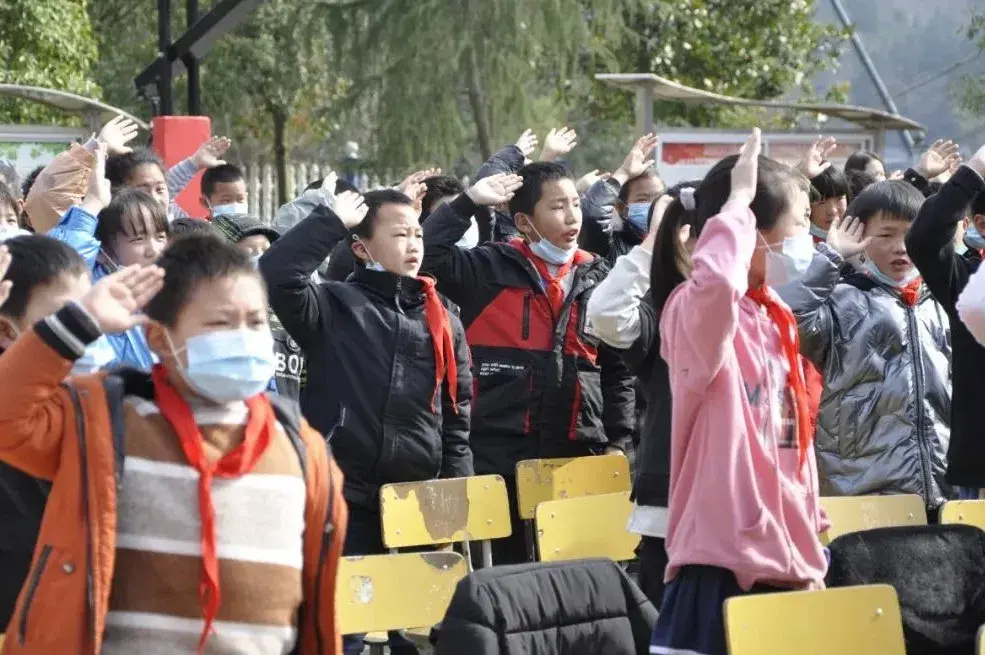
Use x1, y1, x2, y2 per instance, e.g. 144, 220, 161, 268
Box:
304, 177, 360, 195
95, 188, 170, 246
508, 162, 574, 218
170, 217, 216, 238
971, 191, 985, 217
845, 150, 883, 175
0, 182, 17, 215
846, 180, 924, 225
421, 175, 464, 218
145, 234, 261, 326
810, 167, 850, 202
105, 149, 164, 188
350, 188, 414, 240
618, 168, 660, 204
0, 235, 88, 320
846, 169, 878, 199
21, 165, 44, 199
201, 164, 245, 198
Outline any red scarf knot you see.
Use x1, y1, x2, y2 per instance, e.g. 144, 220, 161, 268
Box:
899, 277, 923, 307
416, 277, 458, 413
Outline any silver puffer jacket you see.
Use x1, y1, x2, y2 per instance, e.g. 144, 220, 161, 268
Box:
778, 245, 952, 507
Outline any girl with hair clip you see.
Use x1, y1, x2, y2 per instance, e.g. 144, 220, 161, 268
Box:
647, 129, 828, 655
585, 180, 698, 609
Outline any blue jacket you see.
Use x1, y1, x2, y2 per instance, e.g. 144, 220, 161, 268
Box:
48, 206, 157, 371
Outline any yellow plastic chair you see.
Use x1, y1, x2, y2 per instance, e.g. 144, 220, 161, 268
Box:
977, 624, 985, 654
515, 455, 630, 520
379, 475, 511, 568
820, 494, 927, 544
725, 584, 905, 654
336, 552, 467, 642
516, 457, 577, 521
940, 500, 985, 531
535, 491, 640, 562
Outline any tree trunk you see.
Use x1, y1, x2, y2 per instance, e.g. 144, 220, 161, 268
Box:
272, 106, 289, 206
465, 44, 492, 161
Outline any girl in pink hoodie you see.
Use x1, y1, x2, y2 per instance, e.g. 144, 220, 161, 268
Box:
648, 129, 829, 655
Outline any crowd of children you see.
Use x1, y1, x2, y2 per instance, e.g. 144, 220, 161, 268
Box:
0, 111, 984, 655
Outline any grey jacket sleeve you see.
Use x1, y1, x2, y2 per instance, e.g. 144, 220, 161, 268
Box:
474, 145, 525, 181
579, 178, 621, 258
776, 244, 844, 367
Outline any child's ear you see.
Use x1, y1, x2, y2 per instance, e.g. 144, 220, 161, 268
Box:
144, 320, 170, 360
350, 239, 368, 264
0, 316, 19, 351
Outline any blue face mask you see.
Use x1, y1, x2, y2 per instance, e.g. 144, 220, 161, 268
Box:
763, 232, 814, 287
966, 224, 985, 250
210, 202, 249, 218
526, 223, 576, 265
168, 328, 276, 403
626, 203, 651, 235
863, 259, 920, 288
808, 223, 828, 241
72, 337, 117, 374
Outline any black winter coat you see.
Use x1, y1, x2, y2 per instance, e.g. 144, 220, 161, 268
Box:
260, 204, 474, 509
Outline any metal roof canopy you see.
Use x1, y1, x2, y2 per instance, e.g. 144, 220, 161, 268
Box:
0, 85, 150, 132
595, 73, 925, 156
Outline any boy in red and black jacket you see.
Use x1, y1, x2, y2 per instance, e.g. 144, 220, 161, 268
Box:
422, 165, 636, 564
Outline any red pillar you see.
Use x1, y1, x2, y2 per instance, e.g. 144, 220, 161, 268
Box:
152, 116, 211, 219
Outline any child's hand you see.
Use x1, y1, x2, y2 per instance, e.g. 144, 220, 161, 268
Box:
466, 173, 524, 207
613, 134, 658, 186
98, 115, 140, 156
915, 139, 961, 180
334, 191, 368, 229
575, 169, 610, 195
192, 136, 232, 169
80, 265, 165, 334
81, 144, 112, 216
826, 215, 871, 259
514, 129, 539, 158
0, 245, 11, 311
728, 128, 762, 208
801, 136, 836, 178
540, 127, 578, 162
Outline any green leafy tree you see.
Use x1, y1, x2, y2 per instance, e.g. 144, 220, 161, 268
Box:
0, 0, 100, 124
956, 11, 985, 115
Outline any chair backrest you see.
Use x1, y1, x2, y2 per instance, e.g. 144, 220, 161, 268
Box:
516, 455, 629, 520
379, 475, 511, 548
940, 500, 985, 531
551, 455, 631, 501
337, 552, 468, 635
535, 491, 640, 562
820, 495, 927, 544
724, 584, 905, 655
978, 624, 985, 655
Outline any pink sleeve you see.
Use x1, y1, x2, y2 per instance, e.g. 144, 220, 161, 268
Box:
659, 202, 757, 391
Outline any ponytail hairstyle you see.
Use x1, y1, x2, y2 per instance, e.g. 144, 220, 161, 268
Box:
649, 155, 809, 315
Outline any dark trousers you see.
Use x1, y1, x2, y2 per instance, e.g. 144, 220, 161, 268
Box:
489, 475, 530, 566
0, 549, 32, 630
342, 506, 419, 655
636, 536, 669, 609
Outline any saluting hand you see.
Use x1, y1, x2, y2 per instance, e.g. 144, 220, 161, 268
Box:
334, 191, 368, 229
80, 265, 165, 334
466, 173, 524, 207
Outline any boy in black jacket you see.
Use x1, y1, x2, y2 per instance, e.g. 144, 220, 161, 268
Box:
905, 148, 985, 496
422, 166, 636, 565
260, 188, 473, 654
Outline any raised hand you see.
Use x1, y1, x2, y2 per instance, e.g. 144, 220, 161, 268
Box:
334, 190, 368, 229
0, 245, 11, 311
515, 129, 539, 158
99, 115, 140, 156
915, 139, 961, 179
397, 168, 440, 195
81, 143, 112, 215
466, 173, 524, 206
80, 265, 165, 334
613, 133, 659, 185
728, 128, 762, 208
191, 136, 232, 169
575, 169, 610, 194
826, 215, 871, 259
540, 127, 578, 162
802, 136, 837, 178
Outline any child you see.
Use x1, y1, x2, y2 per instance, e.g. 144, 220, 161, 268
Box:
0, 236, 347, 654
907, 144, 985, 497
201, 163, 249, 218
580, 134, 663, 265
421, 164, 636, 565
649, 129, 827, 655
845, 150, 887, 182
584, 183, 697, 608
49, 148, 170, 369
169, 217, 216, 239
0, 182, 21, 231
806, 167, 850, 243
260, 188, 472, 655
784, 181, 951, 512
212, 213, 305, 403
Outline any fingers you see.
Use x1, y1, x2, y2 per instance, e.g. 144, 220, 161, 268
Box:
739, 127, 762, 160
130, 270, 166, 308
0, 245, 11, 282
636, 133, 659, 155
498, 174, 524, 193
207, 136, 233, 154
0, 280, 11, 309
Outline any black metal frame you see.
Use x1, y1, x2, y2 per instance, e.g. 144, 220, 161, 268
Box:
135, 0, 267, 116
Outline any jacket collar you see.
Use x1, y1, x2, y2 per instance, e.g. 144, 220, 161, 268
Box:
352, 266, 427, 307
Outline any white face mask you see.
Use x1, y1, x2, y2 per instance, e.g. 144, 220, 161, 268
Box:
210, 202, 249, 218
353, 235, 386, 272
762, 232, 814, 287
525, 222, 576, 266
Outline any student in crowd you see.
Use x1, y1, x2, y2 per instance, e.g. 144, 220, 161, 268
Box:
585, 182, 698, 608
0, 182, 23, 231
420, 175, 464, 223
907, 143, 985, 498
580, 134, 664, 265
421, 166, 636, 565
169, 216, 216, 239
260, 187, 472, 655
847, 169, 879, 200
783, 181, 951, 514
649, 130, 828, 655
201, 164, 249, 218
845, 150, 887, 182
0, 236, 347, 654
49, 146, 169, 370
212, 213, 305, 403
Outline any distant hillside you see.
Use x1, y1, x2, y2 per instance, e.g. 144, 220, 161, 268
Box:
813, 0, 983, 163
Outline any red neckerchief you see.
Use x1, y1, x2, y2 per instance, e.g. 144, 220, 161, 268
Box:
151, 365, 274, 653
513, 240, 590, 317
899, 277, 923, 307
745, 285, 813, 470
416, 277, 458, 413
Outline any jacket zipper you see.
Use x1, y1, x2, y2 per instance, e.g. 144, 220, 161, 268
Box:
521, 294, 531, 340
17, 545, 52, 644
905, 305, 934, 501
66, 385, 97, 653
